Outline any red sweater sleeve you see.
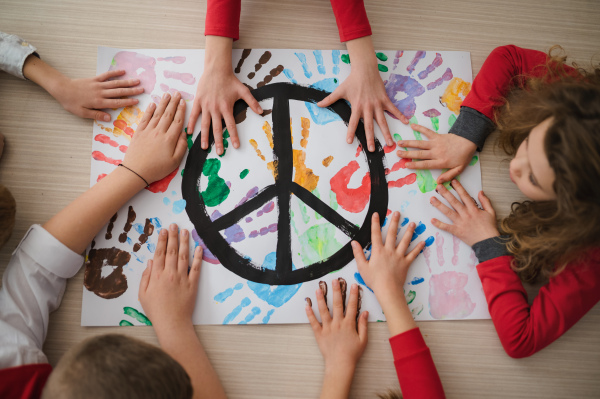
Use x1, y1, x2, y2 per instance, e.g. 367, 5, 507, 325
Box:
477, 250, 600, 358
461, 45, 579, 120
329, 0, 372, 42
0, 363, 52, 399
389, 328, 446, 399
205, 0, 242, 40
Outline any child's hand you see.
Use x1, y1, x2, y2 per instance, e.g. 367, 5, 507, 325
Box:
187, 36, 262, 156
430, 180, 500, 246
123, 92, 188, 183
318, 37, 408, 152
306, 279, 368, 372
53, 69, 144, 121
139, 224, 202, 329
352, 212, 425, 304
396, 124, 478, 184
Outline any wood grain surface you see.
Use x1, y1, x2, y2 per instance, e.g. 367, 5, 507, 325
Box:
0, 0, 599, 397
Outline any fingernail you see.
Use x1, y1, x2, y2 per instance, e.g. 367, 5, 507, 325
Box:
347, 138, 353, 144
195, 246, 202, 254
103, 115, 110, 122
332, 278, 339, 288
170, 224, 177, 231
258, 107, 263, 113
182, 229, 188, 237
180, 99, 184, 105
398, 141, 403, 146
161, 229, 167, 236
369, 145, 375, 151
351, 283, 358, 290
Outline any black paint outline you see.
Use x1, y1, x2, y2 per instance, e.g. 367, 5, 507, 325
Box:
182, 82, 387, 285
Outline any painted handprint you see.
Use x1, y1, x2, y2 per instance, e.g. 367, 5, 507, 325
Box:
84, 205, 160, 299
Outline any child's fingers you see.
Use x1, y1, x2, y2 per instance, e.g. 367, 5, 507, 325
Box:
317, 88, 342, 109
137, 102, 156, 131
158, 92, 182, 132
331, 278, 344, 320
397, 139, 430, 150
178, 229, 190, 275
405, 159, 445, 170
103, 87, 144, 99
345, 284, 360, 324
406, 240, 426, 263
189, 246, 203, 285
363, 110, 375, 152
351, 241, 368, 269
83, 109, 111, 122
101, 97, 140, 110
167, 99, 186, 140
346, 111, 359, 145
139, 259, 152, 293
240, 89, 262, 115
212, 114, 224, 155
187, 98, 202, 137
375, 107, 393, 147
173, 130, 189, 162
371, 212, 384, 248
431, 217, 456, 235
436, 184, 465, 213
384, 211, 400, 249
316, 287, 331, 325
165, 223, 179, 270
384, 99, 409, 124
450, 180, 477, 211
95, 69, 126, 81
200, 110, 211, 150
153, 229, 168, 271
397, 221, 416, 255
437, 166, 464, 184
357, 311, 369, 343
430, 196, 458, 222
397, 148, 432, 161
478, 191, 496, 217
411, 124, 437, 139
305, 298, 322, 334
100, 78, 140, 89
223, 111, 239, 149
150, 93, 171, 127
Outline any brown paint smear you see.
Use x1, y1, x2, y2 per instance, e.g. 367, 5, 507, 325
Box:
119, 206, 136, 243
322, 155, 334, 167
248, 51, 272, 79
257, 65, 284, 88
84, 242, 131, 299
318, 280, 328, 309
356, 286, 363, 323
305, 297, 312, 307
133, 218, 155, 252
235, 49, 252, 74
105, 213, 118, 240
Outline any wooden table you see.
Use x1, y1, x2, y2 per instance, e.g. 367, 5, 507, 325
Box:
1, 0, 599, 397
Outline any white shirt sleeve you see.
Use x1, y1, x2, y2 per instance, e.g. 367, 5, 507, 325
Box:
0, 225, 84, 368
0, 31, 38, 79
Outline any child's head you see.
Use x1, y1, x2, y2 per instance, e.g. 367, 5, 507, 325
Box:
495, 49, 600, 281
0, 184, 16, 249
42, 334, 192, 399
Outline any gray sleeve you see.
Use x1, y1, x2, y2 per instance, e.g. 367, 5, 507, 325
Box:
0, 31, 38, 80
471, 235, 511, 263
448, 106, 495, 151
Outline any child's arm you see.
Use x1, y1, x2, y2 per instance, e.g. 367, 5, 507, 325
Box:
351, 211, 446, 398
139, 225, 227, 399
306, 280, 368, 399
43, 92, 187, 254
398, 45, 578, 183
23, 55, 143, 122
431, 180, 600, 358
0, 93, 187, 370
317, 36, 409, 153
187, 0, 262, 156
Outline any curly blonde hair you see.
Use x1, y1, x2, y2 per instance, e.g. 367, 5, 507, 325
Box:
495, 46, 600, 282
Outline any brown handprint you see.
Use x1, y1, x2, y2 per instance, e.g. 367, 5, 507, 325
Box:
84, 205, 156, 299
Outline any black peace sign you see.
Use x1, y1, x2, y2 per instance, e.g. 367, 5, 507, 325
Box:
182, 82, 387, 285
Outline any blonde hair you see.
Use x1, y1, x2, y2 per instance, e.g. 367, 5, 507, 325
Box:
0, 184, 16, 249
496, 46, 600, 281
42, 334, 192, 399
